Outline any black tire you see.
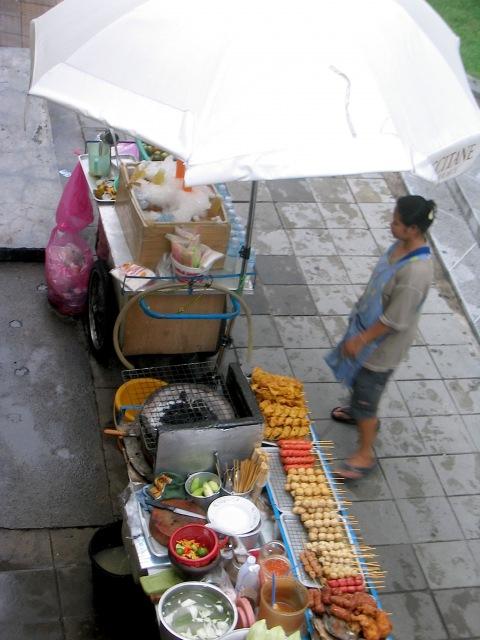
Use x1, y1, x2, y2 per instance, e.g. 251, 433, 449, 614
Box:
87, 260, 117, 361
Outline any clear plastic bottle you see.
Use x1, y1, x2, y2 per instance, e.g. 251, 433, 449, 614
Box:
235, 555, 256, 594
238, 564, 261, 606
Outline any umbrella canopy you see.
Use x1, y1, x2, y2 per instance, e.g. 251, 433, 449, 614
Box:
30, 0, 480, 185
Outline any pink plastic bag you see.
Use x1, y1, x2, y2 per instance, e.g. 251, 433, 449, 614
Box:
55, 163, 93, 231
45, 229, 94, 315
45, 163, 94, 315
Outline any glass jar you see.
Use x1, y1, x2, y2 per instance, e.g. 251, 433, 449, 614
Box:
259, 541, 286, 560
259, 554, 291, 586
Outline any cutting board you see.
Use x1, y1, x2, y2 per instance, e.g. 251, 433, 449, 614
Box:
149, 499, 206, 546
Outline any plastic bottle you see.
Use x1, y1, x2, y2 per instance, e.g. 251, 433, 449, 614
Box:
237, 565, 261, 606
235, 555, 256, 594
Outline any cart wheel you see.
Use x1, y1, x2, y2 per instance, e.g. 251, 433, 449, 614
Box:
87, 260, 117, 361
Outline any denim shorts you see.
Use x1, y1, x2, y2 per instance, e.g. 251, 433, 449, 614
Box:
350, 367, 393, 420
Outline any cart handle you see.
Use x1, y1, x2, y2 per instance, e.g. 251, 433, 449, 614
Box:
138, 294, 241, 320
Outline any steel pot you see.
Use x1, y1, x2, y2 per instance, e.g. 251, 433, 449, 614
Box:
157, 581, 237, 640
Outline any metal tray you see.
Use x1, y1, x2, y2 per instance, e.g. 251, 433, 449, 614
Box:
278, 513, 320, 588
136, 501, 169, 559
79, 154, 136, 202
265, 447, 294, 512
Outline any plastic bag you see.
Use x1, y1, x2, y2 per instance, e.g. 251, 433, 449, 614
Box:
45, 228, 93, 315
45, 164, 94, 315
55, 163, 93, 231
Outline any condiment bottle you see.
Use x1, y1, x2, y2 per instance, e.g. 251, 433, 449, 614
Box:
235, 555, 256, 594
237, 564, 260, 606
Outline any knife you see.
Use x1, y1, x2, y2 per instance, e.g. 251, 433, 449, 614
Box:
146, 500, 207, 520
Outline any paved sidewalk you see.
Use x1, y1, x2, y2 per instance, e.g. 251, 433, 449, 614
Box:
228, 175, 480, 640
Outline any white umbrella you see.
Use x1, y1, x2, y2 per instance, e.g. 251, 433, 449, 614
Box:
29, 0, 480, 187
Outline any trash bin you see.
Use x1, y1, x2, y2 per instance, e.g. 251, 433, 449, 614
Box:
88, 521, 158, 638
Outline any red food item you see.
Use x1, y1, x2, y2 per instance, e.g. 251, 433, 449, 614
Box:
283, 455, 315, 465
347, 585, 356, 593
355, 575, 364, 585
279, 439, 312, 447
328, 579, 339, 588
338, 578, 348, 587
346, 577, 355, 586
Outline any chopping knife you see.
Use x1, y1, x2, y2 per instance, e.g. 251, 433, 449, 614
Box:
145, 499, 207, 520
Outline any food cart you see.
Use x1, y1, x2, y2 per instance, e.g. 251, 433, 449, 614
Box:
78, 144, 255, 365
97, 364, 393, 640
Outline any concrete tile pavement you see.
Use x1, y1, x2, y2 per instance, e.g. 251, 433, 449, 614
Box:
229, 174, 480, 639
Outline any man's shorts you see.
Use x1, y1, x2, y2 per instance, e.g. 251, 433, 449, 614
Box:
350, 367, 393, 420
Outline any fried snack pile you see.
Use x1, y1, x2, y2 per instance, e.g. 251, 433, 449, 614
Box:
251, 367, 310, 440
321, 588, 393, 640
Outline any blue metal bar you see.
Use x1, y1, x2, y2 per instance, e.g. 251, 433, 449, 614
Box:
138, 294, 241, 320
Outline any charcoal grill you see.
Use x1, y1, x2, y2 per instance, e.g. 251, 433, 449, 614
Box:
121, 362, 263, 475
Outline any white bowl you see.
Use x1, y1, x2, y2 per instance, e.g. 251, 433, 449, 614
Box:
207, 496, 260, 536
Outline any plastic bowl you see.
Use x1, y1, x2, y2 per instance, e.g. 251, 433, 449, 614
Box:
114, 377, 166, 422
168, 524, 219, 568
185, 472, 221, 508
168, 548, 221, 578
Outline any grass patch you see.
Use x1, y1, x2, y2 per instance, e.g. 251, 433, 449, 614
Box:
427, 0, 480, 78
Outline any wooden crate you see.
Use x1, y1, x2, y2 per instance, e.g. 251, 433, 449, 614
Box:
115, 164, 230, 270
120, 291, 226, 356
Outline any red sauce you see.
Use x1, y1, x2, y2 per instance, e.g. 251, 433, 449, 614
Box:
263, 557, 290, 576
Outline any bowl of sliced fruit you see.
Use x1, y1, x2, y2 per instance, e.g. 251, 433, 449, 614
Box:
185, 472, 221, 508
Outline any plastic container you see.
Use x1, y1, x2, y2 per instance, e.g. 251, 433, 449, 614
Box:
168, 523, 219, 568
236, 563, 260, 605
171, 255, 209, 281
259, 554, 291, 586
235, 555, 256, 592
259, 541, 286, 559
257, 576, 308, 634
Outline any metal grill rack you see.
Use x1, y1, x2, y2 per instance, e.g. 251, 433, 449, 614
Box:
264, 448, 294, 512
279, 514, 319, 589
122, 362, 236, 455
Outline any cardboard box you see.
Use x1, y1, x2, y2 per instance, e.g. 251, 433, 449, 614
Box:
115, 164, 230, 270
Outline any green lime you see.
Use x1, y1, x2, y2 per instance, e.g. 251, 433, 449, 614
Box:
197, 547, 208, 557
175, 545, 185, 556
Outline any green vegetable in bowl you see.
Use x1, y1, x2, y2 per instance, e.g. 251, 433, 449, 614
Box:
197, 546, 208, 558
175, 545, 185, 556
190, 477, 202, 493
203, 483, 214, 498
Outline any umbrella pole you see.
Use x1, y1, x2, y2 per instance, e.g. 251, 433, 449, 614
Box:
216, 181, 257, 369
238, 180, 258, 293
